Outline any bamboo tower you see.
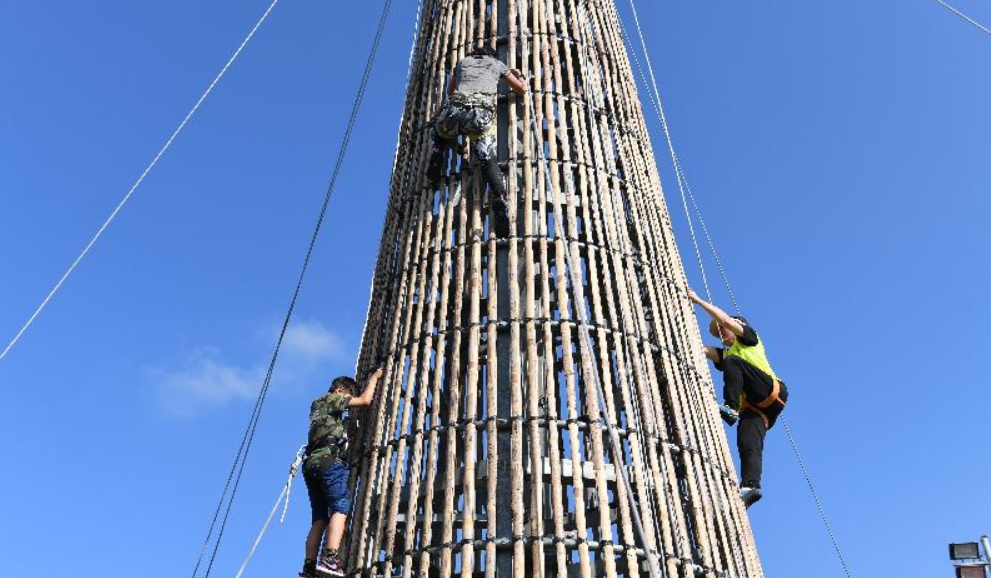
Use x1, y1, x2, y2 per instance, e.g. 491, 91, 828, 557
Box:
350, 1, 764, 576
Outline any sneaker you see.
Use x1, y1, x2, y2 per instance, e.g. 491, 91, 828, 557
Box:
718, 404, 739, 426
298, 571, 317, 578
740, 486, 763, 509
316, 556, 345, 578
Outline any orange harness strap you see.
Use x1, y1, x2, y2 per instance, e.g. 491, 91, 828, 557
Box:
742, 377, 786, 429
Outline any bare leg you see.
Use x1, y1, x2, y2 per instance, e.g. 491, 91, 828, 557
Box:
324, 513, 348, 552
305, 520, 328, 561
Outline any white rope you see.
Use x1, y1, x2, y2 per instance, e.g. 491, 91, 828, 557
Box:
232, 446, 306, 578
0, 0, 283, 366
781, 419, 853, 578
574, 0, 671, 561
622, 0, 714, 305
516, 3, 663, 576
930, 0, 991, 37
683, 178, 741, 316
620, 1, 854, 575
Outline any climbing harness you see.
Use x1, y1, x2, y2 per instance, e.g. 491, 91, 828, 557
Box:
619, 0, 853, 575
435, 93, 497, 140
740, 378, 786, 431
232, 446, 307, 578
0, 0, 284, 366
189, 1, 396, 576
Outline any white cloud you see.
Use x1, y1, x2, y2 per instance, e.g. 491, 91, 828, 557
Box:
150, 348, 262, 417
281, 320, 345, 361
150, 320, 349, 417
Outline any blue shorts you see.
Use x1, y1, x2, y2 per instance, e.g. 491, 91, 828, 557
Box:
304, 461, 351, 522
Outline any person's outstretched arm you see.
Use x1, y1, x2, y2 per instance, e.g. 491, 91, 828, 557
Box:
687, 288, 745, 337
348, 367, 384, 408
507, 68, 527, 97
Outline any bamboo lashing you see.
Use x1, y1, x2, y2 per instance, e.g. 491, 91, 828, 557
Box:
349, 1, 765, 576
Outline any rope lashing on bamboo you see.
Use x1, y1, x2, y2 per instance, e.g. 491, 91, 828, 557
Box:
620, 0, 853, 575
189, 1, 396, 576
0, 0, 284, 367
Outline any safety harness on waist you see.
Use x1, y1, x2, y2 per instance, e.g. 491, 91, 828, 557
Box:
741, 375, 786, 430
449, 91, 497, 111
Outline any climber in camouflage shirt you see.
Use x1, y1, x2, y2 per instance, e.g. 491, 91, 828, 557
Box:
299, 367, 383, 578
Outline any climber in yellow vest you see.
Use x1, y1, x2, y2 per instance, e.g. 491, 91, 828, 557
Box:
688, 288, 788, 508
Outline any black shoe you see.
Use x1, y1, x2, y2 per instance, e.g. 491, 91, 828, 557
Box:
492, 199, 510, 238
426, 150, 445, 189
740, 486, 763, 509
718, 404, 739, 426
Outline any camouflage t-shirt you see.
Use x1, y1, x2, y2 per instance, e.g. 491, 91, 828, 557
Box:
306, 392, 351, 472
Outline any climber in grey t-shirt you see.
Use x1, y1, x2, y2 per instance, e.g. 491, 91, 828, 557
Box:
426, 45, 527, 238
454, 53, 509, 94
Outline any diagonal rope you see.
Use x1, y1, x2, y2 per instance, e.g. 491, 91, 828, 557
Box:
0, 0, 283, 366
781, 418, 854, 578
573, 1, 673, 568
683, 179, 741, 316
929, 0, 991, 37
231, 446, 307, 578
619, 0, 853, 576
189, 1, 395, 576
620, 0, 713, 306
516, 2, 662, 576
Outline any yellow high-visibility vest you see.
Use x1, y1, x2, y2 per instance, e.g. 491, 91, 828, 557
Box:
726, 332, 777, 380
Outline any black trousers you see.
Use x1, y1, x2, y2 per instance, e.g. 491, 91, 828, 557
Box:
737, 411, 766, 489
721, 356, 788, 488
427, 134, 507, 201
427, 133, 509, 236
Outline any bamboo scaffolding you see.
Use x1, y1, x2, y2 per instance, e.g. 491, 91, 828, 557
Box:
350, 1, 765, 576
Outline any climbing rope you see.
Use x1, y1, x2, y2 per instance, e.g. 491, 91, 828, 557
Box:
573, 2, 676, 573
619, 0, 854, 575
619, 0, 714, 306
232, 446, 307, 578
189, 1, 395, 576
515, 3, 663, 577
929, 0, 991, 38
781, 420, 854, 578
0, 0, 284, 366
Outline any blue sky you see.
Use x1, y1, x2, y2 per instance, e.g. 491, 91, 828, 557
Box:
1, 0, 989, 576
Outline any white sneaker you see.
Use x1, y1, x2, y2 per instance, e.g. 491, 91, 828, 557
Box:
740, 486, 763, 508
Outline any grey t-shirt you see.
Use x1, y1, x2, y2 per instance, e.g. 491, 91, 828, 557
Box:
454, 55, 509, 95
